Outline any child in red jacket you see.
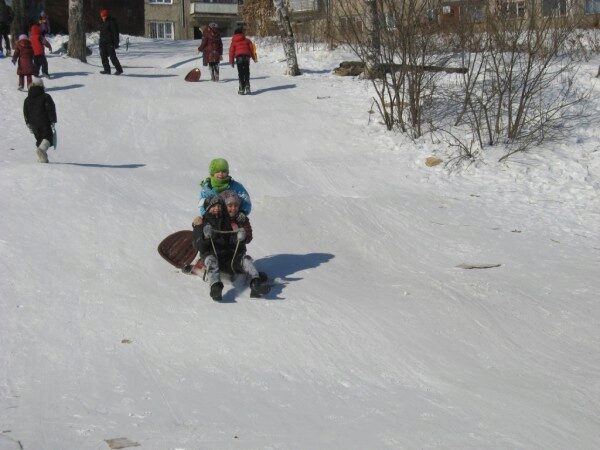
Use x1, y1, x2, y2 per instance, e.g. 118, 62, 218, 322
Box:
30, 24, 52, 78
11, 34, 35, 91
229, 28, 257, 95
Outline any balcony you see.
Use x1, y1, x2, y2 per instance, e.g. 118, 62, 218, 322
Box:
190, 1, 239, 15
289, 0, 320, 12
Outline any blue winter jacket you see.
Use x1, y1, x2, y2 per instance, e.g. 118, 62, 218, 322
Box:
198, 177, 251, 217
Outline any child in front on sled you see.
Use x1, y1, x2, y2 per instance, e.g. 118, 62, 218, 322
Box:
11, 34, 34, 91
220, 189, 269, 298
192, 195, 267, 301
23, 77, 56, 163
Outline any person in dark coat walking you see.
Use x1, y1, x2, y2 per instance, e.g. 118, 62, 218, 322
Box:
39, 11, 51, 35
197, 23, 223, 82
12, 35, 35, 91
229, 28, 257, 95
23, 77, 56, 163
98, 9, 122, 75
0, 0, 14, 56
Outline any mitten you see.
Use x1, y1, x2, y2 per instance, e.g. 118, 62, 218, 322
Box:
203, 224, 214, 239
236, 228, 246, 242
236, 212, 247, 223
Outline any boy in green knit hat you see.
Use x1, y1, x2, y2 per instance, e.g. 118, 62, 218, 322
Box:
194, 158, 251, 223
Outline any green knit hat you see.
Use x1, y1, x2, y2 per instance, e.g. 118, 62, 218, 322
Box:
209, 158, 229, 175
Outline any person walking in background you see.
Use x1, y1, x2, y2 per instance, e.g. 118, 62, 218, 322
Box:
98, 9, 122, 75
23, 77, 56, 163
38, 11, 50, 35
229, 27, 257, 95
0, 0, 13, 57
30, 24, 52, 78
197, 23, 223, 82
12, 34, 35, 91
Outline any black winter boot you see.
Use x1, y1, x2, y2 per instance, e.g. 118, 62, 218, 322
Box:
244, 84, 251, 95
250, 277, 270, 298
210, 282, 224, 301
238, 83, 245, 95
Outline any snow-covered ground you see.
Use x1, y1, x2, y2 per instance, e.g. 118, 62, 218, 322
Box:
1, 36, 599, 450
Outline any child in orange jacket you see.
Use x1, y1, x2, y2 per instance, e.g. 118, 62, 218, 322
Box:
30, 24, 52, 78
229, 28, 257, 95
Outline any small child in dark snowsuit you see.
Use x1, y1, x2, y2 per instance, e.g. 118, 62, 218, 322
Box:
23, 77, 56, 163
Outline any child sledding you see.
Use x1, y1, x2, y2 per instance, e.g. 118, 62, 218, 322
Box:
158, 158, 270, 302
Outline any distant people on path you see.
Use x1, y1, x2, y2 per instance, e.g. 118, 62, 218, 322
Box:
0, 0, 14, 57
229, 27, 257, 95
98, 9, 123, 75
12, 34, 34, 91
23, 77, 56, 163
38, 11, 50, 35
30, 24, 52, 78
197, 22, 222, 82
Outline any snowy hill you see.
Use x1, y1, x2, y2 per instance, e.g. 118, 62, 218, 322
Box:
1, 37, 599, 450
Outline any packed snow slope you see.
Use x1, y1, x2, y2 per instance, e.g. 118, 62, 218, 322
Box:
1, 37, 599, 450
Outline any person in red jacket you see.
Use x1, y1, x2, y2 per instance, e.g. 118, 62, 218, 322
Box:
198, 23, 223, 82
30, 24, 52, 78
229, 27, 257, 95
12, 34, 35, 91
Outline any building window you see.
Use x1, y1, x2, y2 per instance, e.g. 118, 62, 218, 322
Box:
384, 12, 396, 29
462, 1, 485, 22
585, 0, 600, 13
149, 21, 174, 39
149, 0, 173, 4
498, 0, 526, 17
339, 17, 363, 34
542, 0, 567, 15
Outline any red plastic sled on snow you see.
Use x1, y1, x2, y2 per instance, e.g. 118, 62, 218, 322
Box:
184, 68, 201, 82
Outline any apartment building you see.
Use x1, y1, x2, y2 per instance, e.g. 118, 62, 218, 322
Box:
145, 0, 243, 40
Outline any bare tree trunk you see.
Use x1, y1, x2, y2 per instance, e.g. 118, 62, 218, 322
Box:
273, 0, 300, 75
10, 0, 27, 47
67, 0, 87, 62
364, 0, 380, 79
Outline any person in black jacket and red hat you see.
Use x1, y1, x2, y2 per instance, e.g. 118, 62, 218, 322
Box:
99, 9, 123, 75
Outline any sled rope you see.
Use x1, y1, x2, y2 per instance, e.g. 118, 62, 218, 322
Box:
208, 229, 241, 276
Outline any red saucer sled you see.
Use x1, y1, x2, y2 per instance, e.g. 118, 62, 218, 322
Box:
184, 68, 201, 82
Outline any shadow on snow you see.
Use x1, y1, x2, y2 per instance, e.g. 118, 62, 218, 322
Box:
52, 162, 146, 169
45, 84, 85, 92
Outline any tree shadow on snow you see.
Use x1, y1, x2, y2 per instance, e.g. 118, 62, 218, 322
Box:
301, 69, 332, 75
253, 253, 335, 300
251, 84, 296, 95
45, 84, 85, 92
49, 71, 92, 79
220, 76, 269, 83
53, 162, 146, 169
124, 74, 178, 78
